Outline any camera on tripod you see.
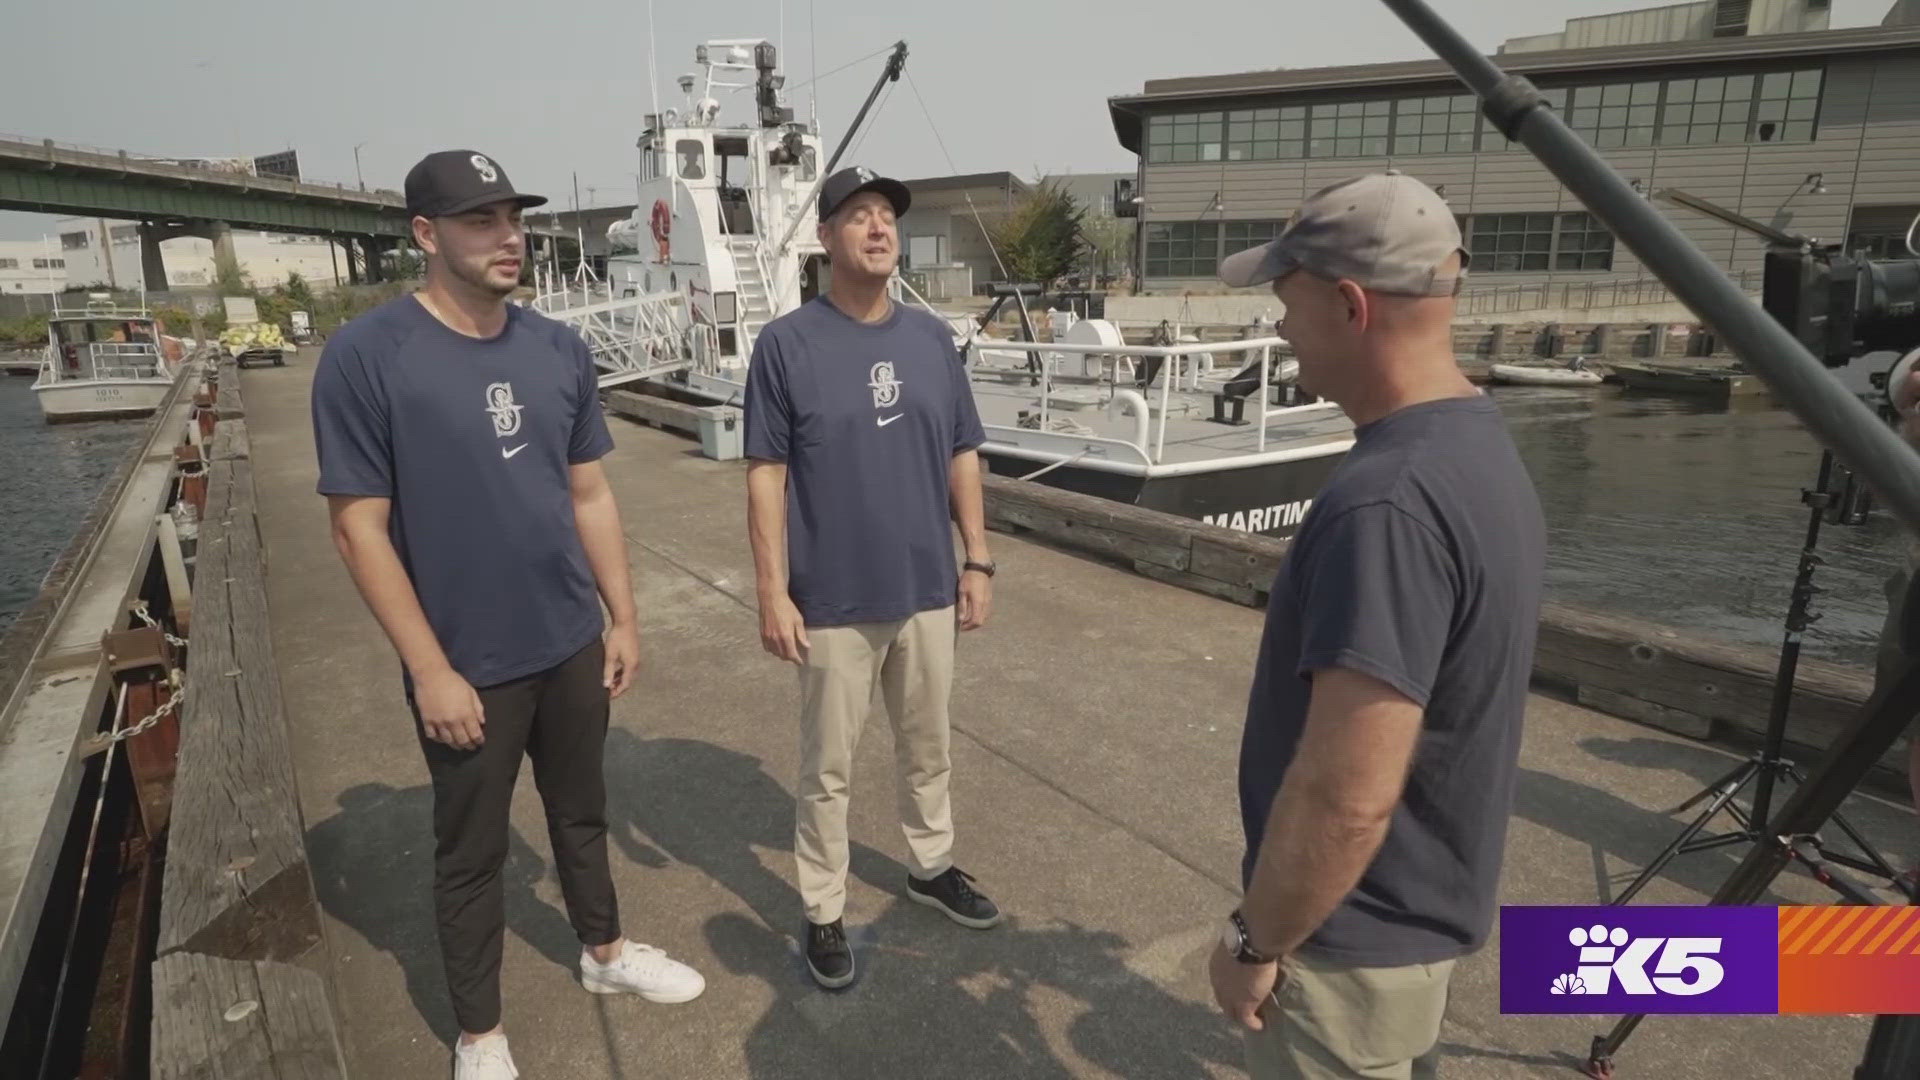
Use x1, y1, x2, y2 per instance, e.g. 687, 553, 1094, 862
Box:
1763, 239, 1920, 416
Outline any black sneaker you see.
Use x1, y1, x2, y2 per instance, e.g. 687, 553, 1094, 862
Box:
805, 919, 855, 988
906, 867, 1002, 929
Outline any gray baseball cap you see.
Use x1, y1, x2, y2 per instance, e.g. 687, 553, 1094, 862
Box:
1218, 171, 1468, 296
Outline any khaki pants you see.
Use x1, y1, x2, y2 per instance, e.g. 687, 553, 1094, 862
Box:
1245, 953, 1455, 1080
794, 605, 957, 924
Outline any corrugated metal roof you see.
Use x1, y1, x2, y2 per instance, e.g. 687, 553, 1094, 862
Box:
1106, 22, 1920, 151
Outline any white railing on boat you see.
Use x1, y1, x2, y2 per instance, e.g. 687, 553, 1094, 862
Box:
964, 335, 1336, 466
531, 283, 713, 389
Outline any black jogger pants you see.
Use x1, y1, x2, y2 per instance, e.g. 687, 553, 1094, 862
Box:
411, 639, 620, 1034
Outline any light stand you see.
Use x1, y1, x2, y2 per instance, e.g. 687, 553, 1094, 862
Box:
1609, 449, 1903, 909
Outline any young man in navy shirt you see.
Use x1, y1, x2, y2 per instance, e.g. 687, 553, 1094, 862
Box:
1207, 172, 1547, 1079
312, 150, 704, 1080
744, 166, 1003, 990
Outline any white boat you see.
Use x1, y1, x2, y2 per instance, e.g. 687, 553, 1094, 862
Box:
31, 297, 188, 423
532, 38, 1353, 540
1489, 360, 1604, 386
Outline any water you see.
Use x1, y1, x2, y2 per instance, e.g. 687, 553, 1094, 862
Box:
1493, 383, 1905, 668
0, 377, 152, 639
0, 374, 1906, 669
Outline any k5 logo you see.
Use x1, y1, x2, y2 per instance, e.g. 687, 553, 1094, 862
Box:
1499, 906, 1775, 1015
1560, 924, 1724, 996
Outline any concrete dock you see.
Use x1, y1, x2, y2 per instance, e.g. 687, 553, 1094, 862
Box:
238, 352, 1913, 1080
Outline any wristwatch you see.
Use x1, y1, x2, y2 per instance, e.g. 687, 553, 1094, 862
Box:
963, 560, 997, 578
1222, 910, 1277, 965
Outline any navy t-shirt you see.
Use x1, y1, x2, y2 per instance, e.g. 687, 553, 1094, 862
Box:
1239, 394, 1545, 966
743, 296, 987, 627
310, 294, 615, 689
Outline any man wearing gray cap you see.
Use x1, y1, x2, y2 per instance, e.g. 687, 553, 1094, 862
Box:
1206, 172, 1546, 1079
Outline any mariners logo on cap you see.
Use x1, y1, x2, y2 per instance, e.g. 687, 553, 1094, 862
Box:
470, 154, 498, 184
856, 167, 874, 182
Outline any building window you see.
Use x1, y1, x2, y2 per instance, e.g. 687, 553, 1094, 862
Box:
1145, 219, 1291, 279
1661, 74, 1755, 145
1139, 65, 1822, 167
110, 224, 140, 242
1753, 68, 1821, 143
0, 258, 16, 269
1554, 212, 1615, 269
1147, 112, 1225, 163
1145, 221, 1221, 278
1569, 81, 1661, 149
1309, 100, 1391, 158
1392, 94, 1477, 155
1225, 106, 1305, 162
1466, 211, 1613, 272
32, 258, 63, 269
60, 231, 89, 250
1222, 220, 1282, 257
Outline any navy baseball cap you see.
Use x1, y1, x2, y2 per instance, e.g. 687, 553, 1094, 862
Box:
404, 150, 549, 219
818, 165, 910, 221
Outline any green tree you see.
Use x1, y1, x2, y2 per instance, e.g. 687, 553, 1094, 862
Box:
1079, 214, 1134, 286
283, 270, 316, 311
988, 178, 1087, 288
213, 246, 249, 294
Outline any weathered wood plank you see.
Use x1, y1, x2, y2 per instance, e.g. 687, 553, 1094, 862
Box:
213, 381, 244, 421
151, 952, 347, 1080
157, 512, 193, 638
1188, 535, 1286, 594
1135, 562, 1260, 607
606, 389, 716, 436
990, 500, 1191, 571
209, 419, 250, 463
157, 450, 322, 963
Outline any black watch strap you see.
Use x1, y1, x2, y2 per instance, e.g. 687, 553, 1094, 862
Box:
1231, 910, 1276, 964
963, 560, 996, 577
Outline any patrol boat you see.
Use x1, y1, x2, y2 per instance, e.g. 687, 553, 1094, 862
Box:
533, 38, 1352, 540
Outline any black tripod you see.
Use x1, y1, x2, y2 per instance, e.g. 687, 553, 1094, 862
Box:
1610, 448, 1904, 908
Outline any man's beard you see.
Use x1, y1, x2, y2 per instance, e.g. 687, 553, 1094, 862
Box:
448, 254, 516, 298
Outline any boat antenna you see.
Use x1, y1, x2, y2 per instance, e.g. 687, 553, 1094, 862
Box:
645, 0, 661, 122
808, 0, 819, 135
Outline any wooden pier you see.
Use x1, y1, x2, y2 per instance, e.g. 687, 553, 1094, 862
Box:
0, 356, 1907, 1078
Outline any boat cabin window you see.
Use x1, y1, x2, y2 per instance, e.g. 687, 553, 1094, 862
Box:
676, 140, 706, 180
713, 136, 755, 235
714, 137, 751, 188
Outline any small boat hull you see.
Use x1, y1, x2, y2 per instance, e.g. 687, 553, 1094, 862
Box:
980, 443, 1346, 541
33, 378, 177, 423
1489, 363, 1603, 386
1611, 363, 1767, 403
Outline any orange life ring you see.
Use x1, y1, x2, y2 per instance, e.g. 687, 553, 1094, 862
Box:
649, 199, 672, 261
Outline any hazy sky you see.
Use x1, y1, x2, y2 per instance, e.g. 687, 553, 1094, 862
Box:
0, 0, 1897, 240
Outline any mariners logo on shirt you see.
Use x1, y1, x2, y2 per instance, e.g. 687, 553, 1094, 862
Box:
485, 381, 524, 437
869, 361, 902, 409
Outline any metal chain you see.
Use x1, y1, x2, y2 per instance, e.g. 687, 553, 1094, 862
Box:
96, 668, 185, 747
131, 600, 189, 648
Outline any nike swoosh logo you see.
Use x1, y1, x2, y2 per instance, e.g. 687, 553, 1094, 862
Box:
502, 443, 528, 459
876, 414, 903, 427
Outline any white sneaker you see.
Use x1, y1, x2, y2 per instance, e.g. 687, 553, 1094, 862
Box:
579, 939, 706, 1003
453, 1032, 518, 1080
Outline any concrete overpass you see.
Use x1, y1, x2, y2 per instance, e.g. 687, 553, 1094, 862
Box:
0, 135, 566, 285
